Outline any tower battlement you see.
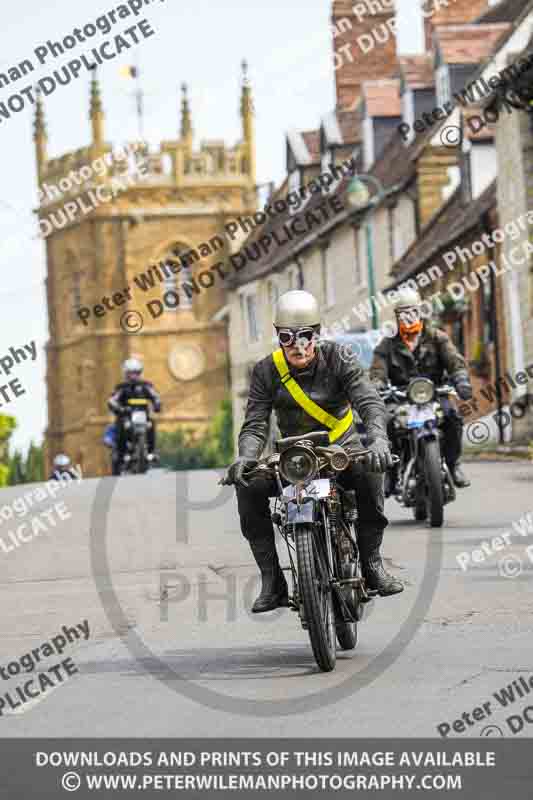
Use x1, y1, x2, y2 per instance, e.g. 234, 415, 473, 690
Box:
35, 68, 256, 210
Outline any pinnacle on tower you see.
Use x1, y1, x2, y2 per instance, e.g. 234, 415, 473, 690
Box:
180, 82, 193, 141
33, 88, 47, 182
240, 60, 254, 119
89, 69, 105, 148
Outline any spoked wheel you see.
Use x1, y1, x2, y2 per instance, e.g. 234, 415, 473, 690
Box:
295, 525, 336, 672
335, 560, 359, 651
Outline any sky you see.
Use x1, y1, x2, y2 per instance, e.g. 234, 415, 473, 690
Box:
0, 0, 421, 453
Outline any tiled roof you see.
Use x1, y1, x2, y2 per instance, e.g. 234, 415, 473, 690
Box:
362, 80, 401, 117
435, 23, 511, 64
476, 0, 533, 23
398, 55, 434, 90
390, 180, 497, 285
227, 122, 428, 291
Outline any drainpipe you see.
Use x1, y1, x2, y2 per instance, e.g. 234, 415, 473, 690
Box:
482, 212, 504, 444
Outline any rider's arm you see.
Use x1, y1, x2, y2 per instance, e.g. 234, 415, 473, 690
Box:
335, 347, 388, 442
436, 329, 468, 383
238, 361, 273, 460
145, 383, 162, 412
369, 339, 389, 388
108, 386, 124, 414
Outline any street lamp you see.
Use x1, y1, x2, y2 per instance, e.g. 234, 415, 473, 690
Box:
346, 174, 385, 331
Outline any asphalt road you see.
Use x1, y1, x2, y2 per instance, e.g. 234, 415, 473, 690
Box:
0, 461, 532, 738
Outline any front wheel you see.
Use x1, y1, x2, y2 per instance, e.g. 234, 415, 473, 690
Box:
296, 525, 336, 672
423, 439, 444, 528
335, 560, 358, 651
134, 433, 148, 474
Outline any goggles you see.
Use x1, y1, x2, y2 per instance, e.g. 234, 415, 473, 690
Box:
277, 327, 317, 348
396, 307, 421, 325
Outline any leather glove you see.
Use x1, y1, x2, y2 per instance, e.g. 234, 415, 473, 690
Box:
364, 437, 394, 473
220, 456, 258, 488
455, 380, 473, 401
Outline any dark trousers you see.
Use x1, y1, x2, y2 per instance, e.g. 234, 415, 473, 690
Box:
236, 466, 388, 549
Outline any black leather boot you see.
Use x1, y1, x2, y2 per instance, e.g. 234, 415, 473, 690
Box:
451, 462, 470, 488
248, 540, 289, 613
358, 528, 403, 597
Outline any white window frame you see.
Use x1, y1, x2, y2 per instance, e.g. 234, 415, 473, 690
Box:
401, 89, 415, 145
239, 287, 261, 344
436, 65, 451, 107
288, 169, 302, 214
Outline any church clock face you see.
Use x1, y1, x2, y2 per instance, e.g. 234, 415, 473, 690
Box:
168, 343, 205, 381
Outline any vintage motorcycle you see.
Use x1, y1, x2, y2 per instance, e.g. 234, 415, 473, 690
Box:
379, 377, 456, 527
119, 398, 152, 475
243, 431, 396, 673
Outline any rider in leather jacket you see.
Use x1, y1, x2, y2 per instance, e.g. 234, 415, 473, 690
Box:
108, 358, 161, 475
370, 288, 473, 488
222, 290, 403, 613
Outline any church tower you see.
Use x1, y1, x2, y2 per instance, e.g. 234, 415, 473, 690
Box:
39, 66, 256, 476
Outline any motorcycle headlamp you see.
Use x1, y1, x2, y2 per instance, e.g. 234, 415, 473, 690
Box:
407, 378, 435, 405
279, 445, 318, 484
330, 449, 350, 472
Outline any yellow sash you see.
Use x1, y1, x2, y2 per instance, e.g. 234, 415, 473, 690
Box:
272, 348, 353, 444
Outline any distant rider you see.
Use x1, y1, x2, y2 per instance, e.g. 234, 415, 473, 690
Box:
49, 454, 78, 481
370, 288, 473, 488
108, 358, 161, 475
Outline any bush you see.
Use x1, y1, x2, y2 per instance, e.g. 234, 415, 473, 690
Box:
158, 397, 234, 471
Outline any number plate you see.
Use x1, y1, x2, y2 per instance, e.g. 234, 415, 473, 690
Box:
131, 410, 148, 424
407, 405, 435, 429
283, 479, 331, 499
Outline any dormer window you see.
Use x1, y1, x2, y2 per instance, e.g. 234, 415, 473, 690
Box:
436, 65, 451, 107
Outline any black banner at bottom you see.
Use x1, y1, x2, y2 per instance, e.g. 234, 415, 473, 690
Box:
0, 739, 531, 799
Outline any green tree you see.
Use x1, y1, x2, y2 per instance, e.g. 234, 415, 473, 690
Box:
158, 397, 234, 471
0, 414, 17, 488
24, 441, 44, 483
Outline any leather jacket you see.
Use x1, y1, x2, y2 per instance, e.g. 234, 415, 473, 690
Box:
370, 325, 468, 388
238, 341, 387, 459
108, 380, 161, 415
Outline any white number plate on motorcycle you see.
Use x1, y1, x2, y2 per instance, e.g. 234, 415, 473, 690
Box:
131, 410, 148, 424
283, 479, 331, 499
407, 405, 435, 428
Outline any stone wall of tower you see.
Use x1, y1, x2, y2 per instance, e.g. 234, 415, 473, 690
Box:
332, 0, 398, 113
